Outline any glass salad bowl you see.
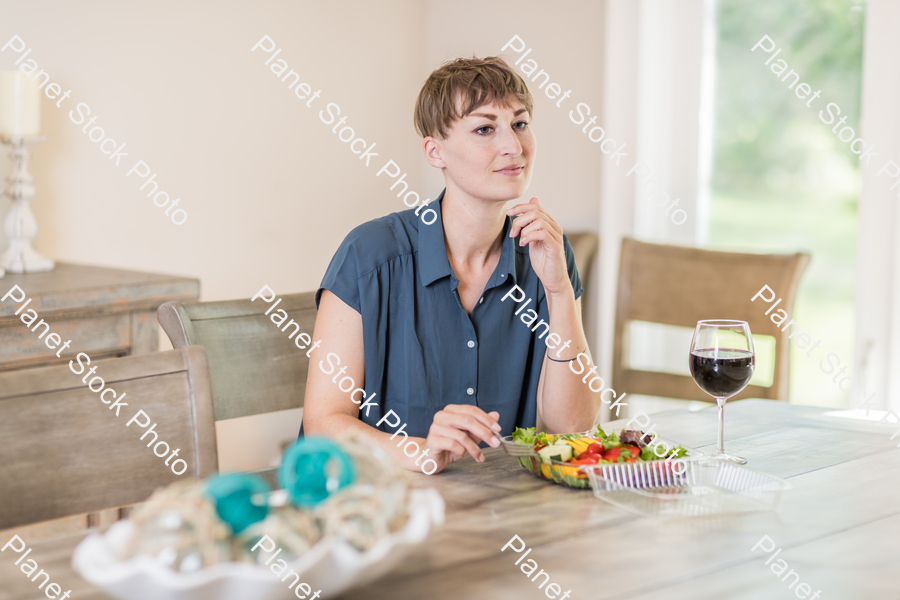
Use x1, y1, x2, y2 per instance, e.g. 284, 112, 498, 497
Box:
500, 427, 701, 490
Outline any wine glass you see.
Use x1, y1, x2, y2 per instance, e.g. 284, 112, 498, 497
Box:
689, 320, 755, 464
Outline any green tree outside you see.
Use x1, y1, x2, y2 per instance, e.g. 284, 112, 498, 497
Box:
709, 0, 865, 406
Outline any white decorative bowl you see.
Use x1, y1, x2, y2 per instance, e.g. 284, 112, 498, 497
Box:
72, 488, 445, 600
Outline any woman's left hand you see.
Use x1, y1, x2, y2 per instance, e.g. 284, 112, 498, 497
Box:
507, 197, 570, 297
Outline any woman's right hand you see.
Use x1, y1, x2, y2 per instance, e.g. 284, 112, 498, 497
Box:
423, 405, 503, 473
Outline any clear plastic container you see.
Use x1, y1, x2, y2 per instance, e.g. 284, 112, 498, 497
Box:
500, 431, 700, 490
584, 458, 792, 516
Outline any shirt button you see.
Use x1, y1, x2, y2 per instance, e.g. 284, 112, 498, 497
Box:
467, 340, 475, 348
479, 297, 484, 304
466, 388, 475, 396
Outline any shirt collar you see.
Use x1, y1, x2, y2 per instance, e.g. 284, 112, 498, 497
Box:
418, 189, 520, 288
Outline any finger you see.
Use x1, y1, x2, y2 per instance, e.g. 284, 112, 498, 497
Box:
443, 404, 501, 426
519, 221, 565, 247
509, 210, 539, 237
522, 230, 566, 254
508, 210, 543, 238
516, 204, 555, 227
521, 229, 553, 248
509, 201, 563, 237
434, 412, 500, 449
434, 411, 501, 447
431, 424, 486, 462
545, 214, 563, 235
520, 223, 563, 249
532, 214, 563, 240
448, 423, 485, 446
505, 199, 541, 218
443, 405, 502, 434
510, 209, 562, 240
445, 444, 468, 462
425, 433, 468, 461
519, 218, 555, 239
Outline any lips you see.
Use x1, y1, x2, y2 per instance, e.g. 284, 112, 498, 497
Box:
495, 165, 524, 176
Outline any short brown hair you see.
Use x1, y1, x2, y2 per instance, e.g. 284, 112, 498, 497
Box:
414, 56, 533, 139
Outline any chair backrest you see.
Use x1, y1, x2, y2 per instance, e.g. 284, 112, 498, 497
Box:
0, 346, 217, 529
612, 237, 810, 402
157, 293, 316, 421
566, 232, 600, 321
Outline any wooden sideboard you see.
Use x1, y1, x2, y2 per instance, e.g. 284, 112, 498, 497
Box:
0, 262, 199, 372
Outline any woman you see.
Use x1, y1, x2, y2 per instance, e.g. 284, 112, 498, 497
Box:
302, 56, 600, 474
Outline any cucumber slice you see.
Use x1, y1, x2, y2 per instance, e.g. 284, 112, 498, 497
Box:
538, 444, 573, 464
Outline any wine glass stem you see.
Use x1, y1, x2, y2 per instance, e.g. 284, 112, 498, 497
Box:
716, 397, 726, 455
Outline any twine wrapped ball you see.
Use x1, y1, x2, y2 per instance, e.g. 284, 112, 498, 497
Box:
204, 473, 271, 534
279, 437, 356, 508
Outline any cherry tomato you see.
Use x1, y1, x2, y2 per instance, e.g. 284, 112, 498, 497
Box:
571, 455, 601, 465
603, 448, 621, 462
586, 443, 604, 455
621, 445, 640, 459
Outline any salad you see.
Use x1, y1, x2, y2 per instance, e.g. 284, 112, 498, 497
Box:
509, 425, 688, 488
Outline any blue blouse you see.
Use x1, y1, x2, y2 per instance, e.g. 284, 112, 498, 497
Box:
313, 189, 583, 439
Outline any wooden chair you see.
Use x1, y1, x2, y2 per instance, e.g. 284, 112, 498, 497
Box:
567, 232, 600, 321
0, 346, 217, 529
612, 237, 810, 402
157, 293, 316, 421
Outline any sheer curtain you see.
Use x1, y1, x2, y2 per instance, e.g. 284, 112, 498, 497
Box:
596, 0, 715, 421
856, 0, 900, 414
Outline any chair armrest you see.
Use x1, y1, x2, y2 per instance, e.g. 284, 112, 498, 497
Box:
158, 302, 194, 348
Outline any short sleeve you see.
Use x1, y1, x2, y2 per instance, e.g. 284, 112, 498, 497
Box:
317, 231, 363, 313
316, 219, 406, 313
562, 234, 585, 301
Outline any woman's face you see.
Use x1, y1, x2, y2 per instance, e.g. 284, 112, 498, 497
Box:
427, 97, 535, 203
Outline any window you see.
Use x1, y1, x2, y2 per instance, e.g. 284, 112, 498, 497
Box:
708, 0, 866, 407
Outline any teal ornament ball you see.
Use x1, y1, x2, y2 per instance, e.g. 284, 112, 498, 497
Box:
279, 437, 355, 508
204, 473, 270, 534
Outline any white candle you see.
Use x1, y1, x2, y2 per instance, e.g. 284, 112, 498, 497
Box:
0, 71, 41, 136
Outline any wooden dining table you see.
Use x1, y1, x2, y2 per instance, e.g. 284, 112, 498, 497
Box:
4, 399, 899, 600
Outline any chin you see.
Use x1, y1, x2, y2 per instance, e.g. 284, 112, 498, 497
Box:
486, 180, 530, 203
457, 176, 529, 204
502, 184, 530, 202
482, 189, 522, 203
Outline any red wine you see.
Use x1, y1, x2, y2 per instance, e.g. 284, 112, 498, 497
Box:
689, 349, 754, 398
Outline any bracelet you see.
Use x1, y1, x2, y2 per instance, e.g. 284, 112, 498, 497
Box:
547, 349, 584, 363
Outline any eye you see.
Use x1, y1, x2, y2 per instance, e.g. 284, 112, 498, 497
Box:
513, 121, 530, 130
475, 125, 494, 135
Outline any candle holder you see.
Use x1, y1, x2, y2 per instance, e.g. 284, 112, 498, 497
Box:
0, 134, 53, 274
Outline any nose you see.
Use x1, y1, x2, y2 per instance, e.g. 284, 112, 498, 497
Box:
498, 124, 523, 156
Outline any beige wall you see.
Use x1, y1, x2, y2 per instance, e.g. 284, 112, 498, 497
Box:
0, 0, 604, 470
1, 0, 428, 298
